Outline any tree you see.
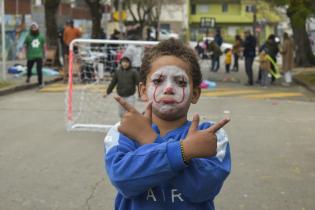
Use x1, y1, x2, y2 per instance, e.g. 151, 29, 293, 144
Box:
112, 0, 164, 39
84, 0, 103, 38
147, 0, 163, 40
267, 0, 315, 67
44, 0, 61, 47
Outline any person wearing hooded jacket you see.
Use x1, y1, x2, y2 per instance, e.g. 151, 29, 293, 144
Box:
103, 56, 139, 118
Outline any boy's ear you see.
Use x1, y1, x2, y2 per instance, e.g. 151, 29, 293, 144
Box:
139, 82, 149, 102
191, 87, 201, 104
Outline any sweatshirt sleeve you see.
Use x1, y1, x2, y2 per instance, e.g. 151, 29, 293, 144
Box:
170, 123, 231, 203
104, 124, 187, 198
106, 72, 117, 94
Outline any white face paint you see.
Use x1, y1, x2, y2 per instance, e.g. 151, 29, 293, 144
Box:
147, 65, 191, 114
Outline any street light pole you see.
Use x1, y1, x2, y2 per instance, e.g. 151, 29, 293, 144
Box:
1, 0, 6, 79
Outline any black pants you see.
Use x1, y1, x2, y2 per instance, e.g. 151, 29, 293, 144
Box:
233, 53, 239, 71
225, 64, 230, 73
27, 58, 43, 85
211, 55, 220, 71
245, 57, 254, 85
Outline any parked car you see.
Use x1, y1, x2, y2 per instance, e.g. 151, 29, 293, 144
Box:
150, 28, 179, 40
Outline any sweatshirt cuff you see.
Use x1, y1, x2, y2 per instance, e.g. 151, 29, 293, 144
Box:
167, 141, 187, 172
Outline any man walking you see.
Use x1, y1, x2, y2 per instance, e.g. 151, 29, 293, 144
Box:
63, 19, 81, 82
243, 30, 257, 86
24, 22, 45, 88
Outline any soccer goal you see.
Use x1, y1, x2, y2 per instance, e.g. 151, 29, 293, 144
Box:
65, 39, 158, 132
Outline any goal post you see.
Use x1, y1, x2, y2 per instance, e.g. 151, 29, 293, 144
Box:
66, 39, 158, 132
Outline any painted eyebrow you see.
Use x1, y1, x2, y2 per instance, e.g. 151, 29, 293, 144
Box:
174, 75, 188, 80
151, 73, 164, 80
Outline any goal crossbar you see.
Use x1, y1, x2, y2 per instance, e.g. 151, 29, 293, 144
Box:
66, 39, 158, 132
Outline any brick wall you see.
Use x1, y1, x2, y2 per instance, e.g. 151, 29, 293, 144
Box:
58, 3, 91, 20
5, 0, 32, 15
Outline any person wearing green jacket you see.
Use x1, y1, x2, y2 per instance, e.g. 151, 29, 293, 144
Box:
104, 56, 140, 118
24, 22, 45, 87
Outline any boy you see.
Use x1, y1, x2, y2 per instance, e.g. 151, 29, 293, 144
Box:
104, 39, 231, 210
224, 48, 232, 73
259, 50, 271, 87
104, 56, 139, 118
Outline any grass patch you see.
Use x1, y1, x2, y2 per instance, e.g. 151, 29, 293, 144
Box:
0, 80, 12, 89
295, 72, 315, 86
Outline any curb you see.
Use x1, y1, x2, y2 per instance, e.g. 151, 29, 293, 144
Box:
0, 77, 63, 96
293, 77, 315, 94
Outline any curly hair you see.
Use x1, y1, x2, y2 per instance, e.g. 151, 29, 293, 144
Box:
140, 39, 202, 88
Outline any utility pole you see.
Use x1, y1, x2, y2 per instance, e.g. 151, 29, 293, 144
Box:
1, 0, 6, 79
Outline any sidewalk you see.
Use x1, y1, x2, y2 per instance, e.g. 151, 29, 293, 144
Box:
1, 58, 315, 96
200, 57, 315, 94
0, 59, 63, 96
292, 67, 315, 94
0, 75, 63, 96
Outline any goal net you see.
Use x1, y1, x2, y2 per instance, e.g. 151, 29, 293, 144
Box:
65, 39, 158, 132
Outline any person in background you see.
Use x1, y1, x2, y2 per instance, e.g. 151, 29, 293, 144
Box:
232, 35, 243, 72
195, 41, 206, 59
224, 48, 232, 74
264, 34, 279, 84
243, 30, 257, 86
123, 36, 142, 72
63, 19, 81, 82
99, 28, 107, 39
280, 32, 294, 86
104, 56, 139, 118
24, 22, 45, 88
213, 29, 223, 71
259, 50, 271, 88
207, 41, 222, 72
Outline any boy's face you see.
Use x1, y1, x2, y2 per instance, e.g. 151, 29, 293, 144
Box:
121, 60, 130, 69
140, 56, 200, 121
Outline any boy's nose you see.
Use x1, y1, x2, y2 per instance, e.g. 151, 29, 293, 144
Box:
164, 86, 174, 94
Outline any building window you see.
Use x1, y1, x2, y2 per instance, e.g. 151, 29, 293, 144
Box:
197, 4, 209, 14
245, 5, 256, 13
222, 3, 228, 13
191, 4, 196, 15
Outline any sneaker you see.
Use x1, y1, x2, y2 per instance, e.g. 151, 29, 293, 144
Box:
38, 82, 45, 89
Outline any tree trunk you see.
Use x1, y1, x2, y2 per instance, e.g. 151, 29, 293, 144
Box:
44, 0, 60, 47
85, 0, 102, 39
44, 0, 61, 66
287, 4, 315, 67
291, 24, 315, 67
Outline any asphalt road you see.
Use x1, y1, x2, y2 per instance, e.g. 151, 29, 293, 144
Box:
0, 82, 315, 210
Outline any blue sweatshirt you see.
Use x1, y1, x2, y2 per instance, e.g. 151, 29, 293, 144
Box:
104, 121, 231, 210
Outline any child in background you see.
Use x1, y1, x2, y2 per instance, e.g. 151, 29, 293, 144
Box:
104, 39, 231, 210
104, 56, 139, 118
259, 50, 271, 87
224, 48, 232, 73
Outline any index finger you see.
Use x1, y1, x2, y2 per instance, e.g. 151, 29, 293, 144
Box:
208, 118, 230, 133
114, 95, 138, 112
